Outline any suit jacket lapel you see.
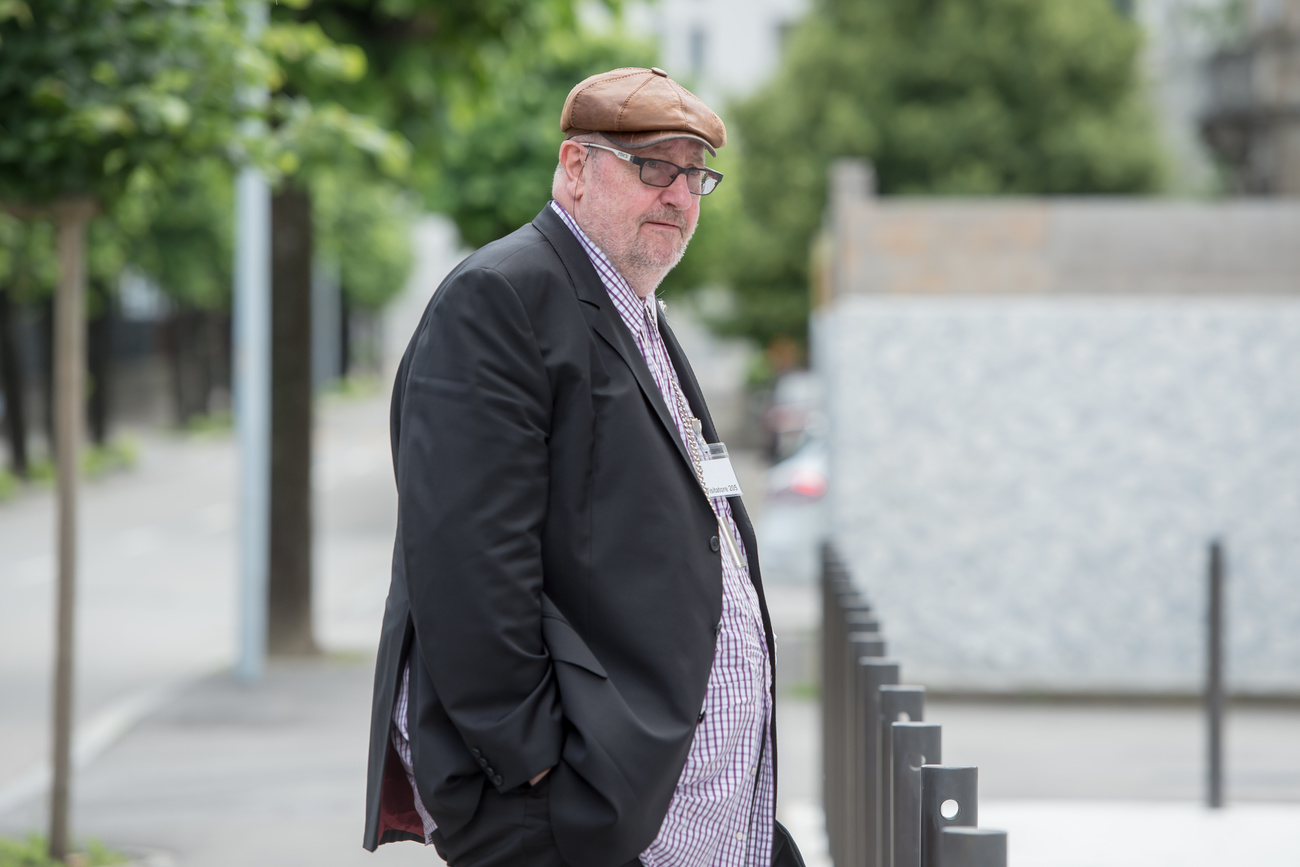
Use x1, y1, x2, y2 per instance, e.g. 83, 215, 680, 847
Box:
658, 314, 761, 567
533, 207, 694, 472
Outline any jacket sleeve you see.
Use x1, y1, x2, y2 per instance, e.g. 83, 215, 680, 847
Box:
395, 265, 561, 792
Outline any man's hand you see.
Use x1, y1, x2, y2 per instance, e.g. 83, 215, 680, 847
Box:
529, 768, 552, 786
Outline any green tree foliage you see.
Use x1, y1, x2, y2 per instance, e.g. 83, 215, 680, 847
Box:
118, 158, 234, 311
314, 170, 414, 311
725, 0, 1166, 347
0, 0, 252, 208
430, 23, 656, 248
298, 1, 587, 192
0, 215, 56, 303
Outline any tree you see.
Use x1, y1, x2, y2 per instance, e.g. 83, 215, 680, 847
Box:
429, 23, 655, 247
250, 0, 617, 657
117, 158, 236, 427
415, 15, 743, 301
313, 169, 415, 376
723, 0, 1166, 349
0, 1, 263, 859
0, 215, 56, 477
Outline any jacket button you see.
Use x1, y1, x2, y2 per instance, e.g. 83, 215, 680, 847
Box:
709, 536, 720, 552
492, 774, 503, 786
472, 748, 481, 758
477, 757, 487, 767
697, 710, 706, 723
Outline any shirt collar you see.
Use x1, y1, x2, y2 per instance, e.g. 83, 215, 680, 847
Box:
549, 200, 656, 338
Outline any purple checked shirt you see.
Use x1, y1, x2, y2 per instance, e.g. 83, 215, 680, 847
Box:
392, 202, 774, 866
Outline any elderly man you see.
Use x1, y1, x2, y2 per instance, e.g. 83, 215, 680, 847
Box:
363, 67, 801, 867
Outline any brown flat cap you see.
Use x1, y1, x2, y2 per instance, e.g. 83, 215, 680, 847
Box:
562, 67, 726, 156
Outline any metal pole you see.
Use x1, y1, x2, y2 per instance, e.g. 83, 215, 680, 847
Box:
1207, 538, 1225, 809
48, 198, 94, 863
937, 828, 1007, 867
857, 659, 900, 867
845, 638, 886, 866
820, 544, 835, 859
880, 685, 926, 867
892, 722, 941, 867
234, 0, 271, 684
920, 766, 978, 867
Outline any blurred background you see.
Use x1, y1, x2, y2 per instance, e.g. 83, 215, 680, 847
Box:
1, 0, 1297, 865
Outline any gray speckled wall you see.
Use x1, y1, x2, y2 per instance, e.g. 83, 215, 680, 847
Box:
822, 296, 1300, 695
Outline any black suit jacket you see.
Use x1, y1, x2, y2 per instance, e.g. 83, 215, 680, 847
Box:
363, 205, 779, 867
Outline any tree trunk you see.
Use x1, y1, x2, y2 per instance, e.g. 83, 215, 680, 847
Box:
39, 296, 55, 460
339, 287, 351, 381
86, 278, 113, 446
268, 183, 317, 657
48, 196, 94, 864
0, 285, 29, 477
162, 311, 187, 428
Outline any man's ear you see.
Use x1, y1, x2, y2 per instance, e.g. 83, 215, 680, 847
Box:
559, 140, 588, 202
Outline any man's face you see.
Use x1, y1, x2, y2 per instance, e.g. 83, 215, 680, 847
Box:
573, 138, 705, 291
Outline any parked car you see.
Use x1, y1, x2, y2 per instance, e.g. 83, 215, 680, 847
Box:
761, 369, 823, 462
758, 431, 828, 583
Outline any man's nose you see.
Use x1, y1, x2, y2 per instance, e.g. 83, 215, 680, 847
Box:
659, 171, 693, 208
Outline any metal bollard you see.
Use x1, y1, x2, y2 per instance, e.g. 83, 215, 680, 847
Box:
856, 659, 899, 867
824, 597, 871, 862
821, 551, 858, 866
820, 565, 840, 863
842, 636, 886, 865
879, 686, 925, 867
937, 828, 1006, 867
1206, 538, 1226, 810
846, 609, 882, 634
892, 722, 941, 867
920, 765, 978, 867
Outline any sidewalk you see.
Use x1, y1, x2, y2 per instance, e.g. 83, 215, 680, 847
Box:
4, 601, 1299, 867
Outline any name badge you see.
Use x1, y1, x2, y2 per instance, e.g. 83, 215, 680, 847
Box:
701, 442, 743, 498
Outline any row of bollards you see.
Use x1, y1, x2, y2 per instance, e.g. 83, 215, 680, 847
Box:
822, 543, 1007, 867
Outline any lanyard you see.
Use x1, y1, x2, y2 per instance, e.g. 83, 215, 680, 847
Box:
663, 342, 748, 573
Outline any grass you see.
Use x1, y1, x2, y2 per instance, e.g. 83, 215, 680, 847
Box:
183, 410, 233, 437
0, 436, 140, 505
81, 437, 138, 478
0, 834, 127, 867
0, 467, 17, 502
321, 374, 384, 402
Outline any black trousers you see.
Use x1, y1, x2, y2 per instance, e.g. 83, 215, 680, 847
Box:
428, 776, 641, 867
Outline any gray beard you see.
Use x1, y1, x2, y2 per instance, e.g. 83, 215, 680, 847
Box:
591, 221, 694, 298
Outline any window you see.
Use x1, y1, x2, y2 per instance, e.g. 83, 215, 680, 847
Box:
689, 27, 707, 77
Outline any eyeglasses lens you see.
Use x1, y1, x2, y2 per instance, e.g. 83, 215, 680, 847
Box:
639, 160, 720, 196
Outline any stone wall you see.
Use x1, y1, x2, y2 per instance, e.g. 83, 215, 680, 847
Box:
818, 161, 1300, 695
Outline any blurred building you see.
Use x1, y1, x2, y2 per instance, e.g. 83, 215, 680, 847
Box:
817, 160, 1300, 696
1136, 0, 1237, 193
1201, 0, 1300, 193
615, 0, 808, 108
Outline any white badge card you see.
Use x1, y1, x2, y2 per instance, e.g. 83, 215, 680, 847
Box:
701, 442, 743, 498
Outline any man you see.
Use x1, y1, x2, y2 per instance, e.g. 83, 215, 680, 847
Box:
363, 67, 801, 867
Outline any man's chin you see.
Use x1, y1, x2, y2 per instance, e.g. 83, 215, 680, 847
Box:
631, 243, 687, 273
633, 231, 690, 267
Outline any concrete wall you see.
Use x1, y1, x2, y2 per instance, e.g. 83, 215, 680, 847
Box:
818, 161, 1300, 695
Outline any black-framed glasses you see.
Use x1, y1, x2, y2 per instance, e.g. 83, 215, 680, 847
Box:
583, 143, 723, 196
